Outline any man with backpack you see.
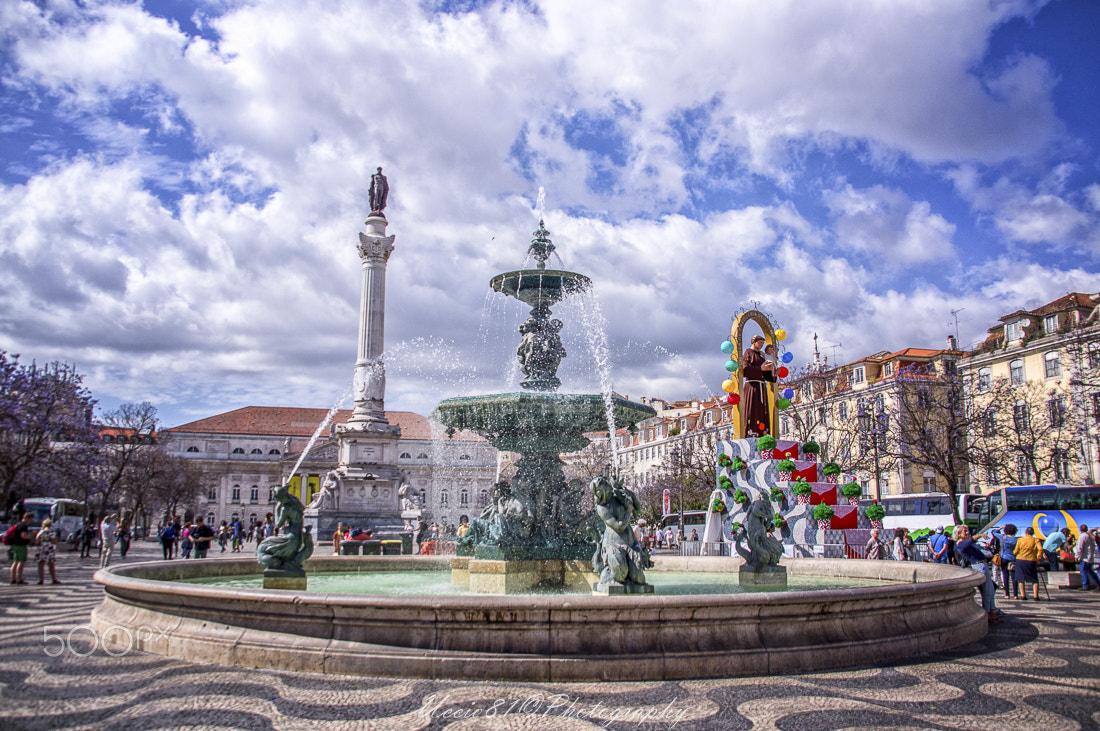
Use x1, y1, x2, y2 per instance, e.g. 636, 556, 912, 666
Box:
158, 521, 177, 560
5, 512, 35, 584
192, 518, 215, 559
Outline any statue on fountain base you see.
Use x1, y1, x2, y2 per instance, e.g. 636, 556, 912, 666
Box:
590, 475, 654, 595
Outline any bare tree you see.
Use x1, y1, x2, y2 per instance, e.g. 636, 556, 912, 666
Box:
96, 402, 160, 516
969, 377, 1085, 487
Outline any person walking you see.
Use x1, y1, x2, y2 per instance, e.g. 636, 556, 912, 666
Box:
179, 522, 193, 559
891, 527, 909, 561
158, 521, 177, 560
1075, 524, 1099, 591
1014, 526, 1044, 601
217, 521, 229, 552
79, 518, 95, 559
7, 512, 35, 584
117, 519, 131, 558
34, 518, 60, 584
192, 518, 214, 559
997, 524, 1020, 599
866, 528, 887, 560
99, 515, 118, 568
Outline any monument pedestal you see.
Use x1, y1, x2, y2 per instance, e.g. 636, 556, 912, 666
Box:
451, 557, 597, 594
263, 568, 307, 591
739, 564, 788, 586
592, 581, 654, 596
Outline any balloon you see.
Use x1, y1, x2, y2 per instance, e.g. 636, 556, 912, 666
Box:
727, 393, 740, 405
775, 329, 787, 341
720, 340, 734, 354
725, 359, 738, 372
722, 379, 736, 393
782, 388, 794, 399
777, 398, 791, 410
777, 366, 789, 378
781, 351, 793, 363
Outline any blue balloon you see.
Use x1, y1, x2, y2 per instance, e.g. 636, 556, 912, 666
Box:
782, 388, 794, 399
781, 351, 794, 363
725, 359, 738, 372
720, 340, 734, 354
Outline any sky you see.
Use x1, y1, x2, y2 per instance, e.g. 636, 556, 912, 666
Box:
1, 0, 1098, 430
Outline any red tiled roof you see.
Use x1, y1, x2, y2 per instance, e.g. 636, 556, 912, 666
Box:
164, 406, 484, 442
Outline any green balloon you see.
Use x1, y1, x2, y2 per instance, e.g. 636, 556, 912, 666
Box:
725, 359, 737, 372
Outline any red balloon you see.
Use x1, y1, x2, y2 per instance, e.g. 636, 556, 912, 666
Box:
777, 366, 789, 378
727, 393, 740, 405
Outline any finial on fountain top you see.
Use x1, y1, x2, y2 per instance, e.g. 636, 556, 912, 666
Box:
528, 219, 555, 271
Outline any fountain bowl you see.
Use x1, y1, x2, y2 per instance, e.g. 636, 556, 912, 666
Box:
490, 269, 590, 309
92, 555, 986, 682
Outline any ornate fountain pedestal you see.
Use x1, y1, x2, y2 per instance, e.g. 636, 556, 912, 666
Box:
452, 557, 597, 594
263, 568, 307, 591
739, 565, 788, 586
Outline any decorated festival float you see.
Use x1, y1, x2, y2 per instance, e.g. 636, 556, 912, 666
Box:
701, 311, 880, 575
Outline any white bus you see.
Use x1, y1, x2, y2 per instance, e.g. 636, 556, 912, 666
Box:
21, 498, 86, 542
659, 510, 707, 540
878, 492, 982, 534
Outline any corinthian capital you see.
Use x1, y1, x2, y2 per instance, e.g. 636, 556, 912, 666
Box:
357, 232, 396, 262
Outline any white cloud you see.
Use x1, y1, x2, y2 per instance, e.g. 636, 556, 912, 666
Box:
824, 184, 956, 265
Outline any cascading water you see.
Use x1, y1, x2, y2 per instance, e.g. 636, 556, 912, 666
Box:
289, 383, 354, 480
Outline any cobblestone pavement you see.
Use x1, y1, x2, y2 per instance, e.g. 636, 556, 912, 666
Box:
2, 540, 1099, 730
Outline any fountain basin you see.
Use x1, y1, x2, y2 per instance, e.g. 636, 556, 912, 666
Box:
490, 268, 590, 309
92, 555, 986, 682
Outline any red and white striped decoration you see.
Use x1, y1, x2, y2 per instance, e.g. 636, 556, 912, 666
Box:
797, 494, 810, 505
870, 519, 883, 530
778, 471, 792, 481
826, 474, 839, 484
760, 449, 773, 460
817, 519, 830, 531
848, 497, 860, 506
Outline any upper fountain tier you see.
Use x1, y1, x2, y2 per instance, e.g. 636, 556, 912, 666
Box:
489, 220, 591, 316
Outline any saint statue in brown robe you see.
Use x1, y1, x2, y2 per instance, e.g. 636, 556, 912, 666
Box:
741, 336, 775, 436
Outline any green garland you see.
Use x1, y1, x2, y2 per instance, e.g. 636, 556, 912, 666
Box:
801, 440, 821, 455
717, 453, 733, 468
792, 478, 813, 496
733, 488, 749, 504
756, 435, 777, 451
770, 486, 785, 502
776, 458, 797, 473
841, 481, 862, 498
865, 502, 885, 521
822, 462, 841, 476
813, 503, 835, 521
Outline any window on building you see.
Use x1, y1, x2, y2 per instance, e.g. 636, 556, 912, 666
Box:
978, 368, 991, 392
780, 416, 789, 436
479, 489, 488, 505
460, 489, 469, 506
853, 367, 865, 384
268, 449, 280, 455
922, 475, 937, 490
1044, 314, 1058, 334
417, 453, 428, 459
250, 485, 259, 503
231, 485, 241, 502
232, 447, 245, 454
207, 512, 216, 525
838, 402, 848, 421
1016, 457, 1034, 485
705, 411, 712, 425
400, 452, 411, 459
459, 454, 471, 460
208, 487, 217, 502
1094, 393, 1100, 424
1013, 403, 1029, 432
268, 487, 276, 502
250, 448, 262, 455
982, 408, 997, 437
1044, 351, 1061, 378
1090, 343, 1100, 370
1006, 320, 1024, 342
440, 490, 449, 507
1053, 450, 1072, 481
1009, 359, 1025, 385
186, 446, 199, 453
883, 362, 893, 377
1048, 396, 1066, 427
419, 489, 427, 505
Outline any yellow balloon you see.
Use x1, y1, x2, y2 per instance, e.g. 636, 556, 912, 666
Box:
722, 379, 737, 393
775, 329, 787, 341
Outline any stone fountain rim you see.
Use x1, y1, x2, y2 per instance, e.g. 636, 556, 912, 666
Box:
94, 555, 980, 608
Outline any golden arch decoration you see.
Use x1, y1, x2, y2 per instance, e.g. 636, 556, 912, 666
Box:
728, 309, 778, 440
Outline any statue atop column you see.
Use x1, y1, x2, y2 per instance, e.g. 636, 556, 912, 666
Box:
369, 167, 389, 216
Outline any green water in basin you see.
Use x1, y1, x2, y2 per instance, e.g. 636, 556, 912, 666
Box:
182, 571, 895, 595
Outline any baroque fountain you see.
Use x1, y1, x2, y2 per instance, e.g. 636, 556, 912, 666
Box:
89, 189, 988, 682
434, 220, 656, 592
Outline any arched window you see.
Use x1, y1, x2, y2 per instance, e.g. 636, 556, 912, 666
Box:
268, 449, 281, 455
1009, 359, 1025, 385
268, 487, 276, 503
417, 453, 428, 459
460, 489, 469, 506
1044, 351, 1061, 378
418, 489, 426, 505
978, 367, 991, 392
231, 485, 241, 502
459, 454, 471, 460
400, 452, 412, 459
250, 485, 259, 503
232, 447, 245, 454
440, 490, 449, 507
479, 489, 488, 505
186, 446, 199, 453
250, 448, 263, 455
208, 486, 217, 502
207, 512, 216, 525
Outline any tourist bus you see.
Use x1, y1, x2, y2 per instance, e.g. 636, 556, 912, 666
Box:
659, 510, 707, 539
972, 484, 1100, 539
878, 492, 984, 534
20, 497, 86, 542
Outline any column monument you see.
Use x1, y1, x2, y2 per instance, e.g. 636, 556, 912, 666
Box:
305, 168, 416, 542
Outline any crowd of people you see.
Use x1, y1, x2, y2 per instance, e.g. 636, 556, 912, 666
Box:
156, 515, 277, 560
